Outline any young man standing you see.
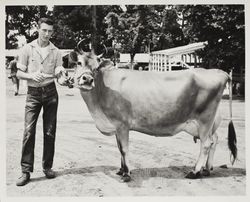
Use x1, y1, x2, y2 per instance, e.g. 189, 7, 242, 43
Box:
16, 17, 65, 186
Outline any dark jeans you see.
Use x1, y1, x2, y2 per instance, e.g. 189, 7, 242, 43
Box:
21, 82, 58, 173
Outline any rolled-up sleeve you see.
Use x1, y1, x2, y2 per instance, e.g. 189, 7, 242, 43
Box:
17, 45, 29, 72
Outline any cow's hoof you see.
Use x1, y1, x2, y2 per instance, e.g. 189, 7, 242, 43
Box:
122, 174, 131, 182
202, 169, 211, 177
185, 171, 202, 179
220, 164, 228, 169
116, 169, 124, 176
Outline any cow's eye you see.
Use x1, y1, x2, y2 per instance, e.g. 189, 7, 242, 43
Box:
77, 62, 82, 65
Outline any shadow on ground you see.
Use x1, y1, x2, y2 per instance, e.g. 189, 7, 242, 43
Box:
29, 165, 246, 188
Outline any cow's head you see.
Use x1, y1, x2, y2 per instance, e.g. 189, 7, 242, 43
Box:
69, 51, 98, 91
69, 40, 113, 91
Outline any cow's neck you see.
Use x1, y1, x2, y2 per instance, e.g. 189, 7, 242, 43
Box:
80, 89, 116, 136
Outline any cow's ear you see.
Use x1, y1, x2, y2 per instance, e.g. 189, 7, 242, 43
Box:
68, 51, 78, 68
69, 51, 78, 63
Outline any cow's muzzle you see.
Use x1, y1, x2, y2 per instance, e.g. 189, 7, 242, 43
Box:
78, 73, 95, 90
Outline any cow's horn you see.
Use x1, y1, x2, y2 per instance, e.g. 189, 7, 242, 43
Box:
103, 44, 108, 55
97, 44, 108, 58
97, 53, 104, 58
77, 39, 85, 54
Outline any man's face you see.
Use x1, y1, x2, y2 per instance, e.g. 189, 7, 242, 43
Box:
38, 23, 53, 43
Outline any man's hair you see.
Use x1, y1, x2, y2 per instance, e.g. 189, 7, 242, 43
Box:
37, 17, 54, 28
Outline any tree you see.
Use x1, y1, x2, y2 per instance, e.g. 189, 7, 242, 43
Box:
52, 5, 122, 51
5, 6, 48, 49
6, 5, 244, 75
105, 5, 185, 68
177, 5, 245, 73
52, 6, 92, 49
157, 6, 185, 49
105, 5, 153, 68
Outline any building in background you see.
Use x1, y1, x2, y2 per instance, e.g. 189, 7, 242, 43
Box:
149, 42, 207, 71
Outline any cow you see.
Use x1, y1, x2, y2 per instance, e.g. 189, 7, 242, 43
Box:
69, 49, 237, 182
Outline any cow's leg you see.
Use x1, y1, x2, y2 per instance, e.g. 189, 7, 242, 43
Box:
186, 129, 213, 179
115, 126, 131, 182
203, 112, 221, 176
115, 137, 125, 176
202, 132, 218, 176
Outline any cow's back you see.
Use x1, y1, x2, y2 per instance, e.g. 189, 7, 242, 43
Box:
96, 68, 229, 136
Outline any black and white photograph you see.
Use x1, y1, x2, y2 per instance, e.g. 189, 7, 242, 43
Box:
1, 0, 249, 200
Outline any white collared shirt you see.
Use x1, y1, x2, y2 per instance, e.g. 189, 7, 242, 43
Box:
39, 45, 50, 60
17, 39, 63, 87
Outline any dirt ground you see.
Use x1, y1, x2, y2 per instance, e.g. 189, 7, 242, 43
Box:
5, 73, 246, 197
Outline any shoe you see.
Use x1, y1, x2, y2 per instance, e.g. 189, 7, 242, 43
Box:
14, 92, 18, 96
16, 172, 30, 186
43, 169, 56, 179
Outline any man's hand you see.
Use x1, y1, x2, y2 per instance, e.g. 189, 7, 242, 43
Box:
30, 71, 46, 83
55, 66, 66, 77
55, 66, 74, 88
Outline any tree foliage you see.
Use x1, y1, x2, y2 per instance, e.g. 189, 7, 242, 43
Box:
52, 5, 122, 52
52, 6, 92, 49
105, 5, 183, 67
6, 5, 245, 73
5, 6, 48, 49
176, 5, 245, 72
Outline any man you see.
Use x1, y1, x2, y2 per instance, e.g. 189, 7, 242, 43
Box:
8, 56, 20, 96
16, 17, 66, 186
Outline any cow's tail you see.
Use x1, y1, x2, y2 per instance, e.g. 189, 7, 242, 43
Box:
228, 69, 237, 165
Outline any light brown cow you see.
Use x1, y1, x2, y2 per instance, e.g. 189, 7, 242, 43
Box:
70, 50, 237, 182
